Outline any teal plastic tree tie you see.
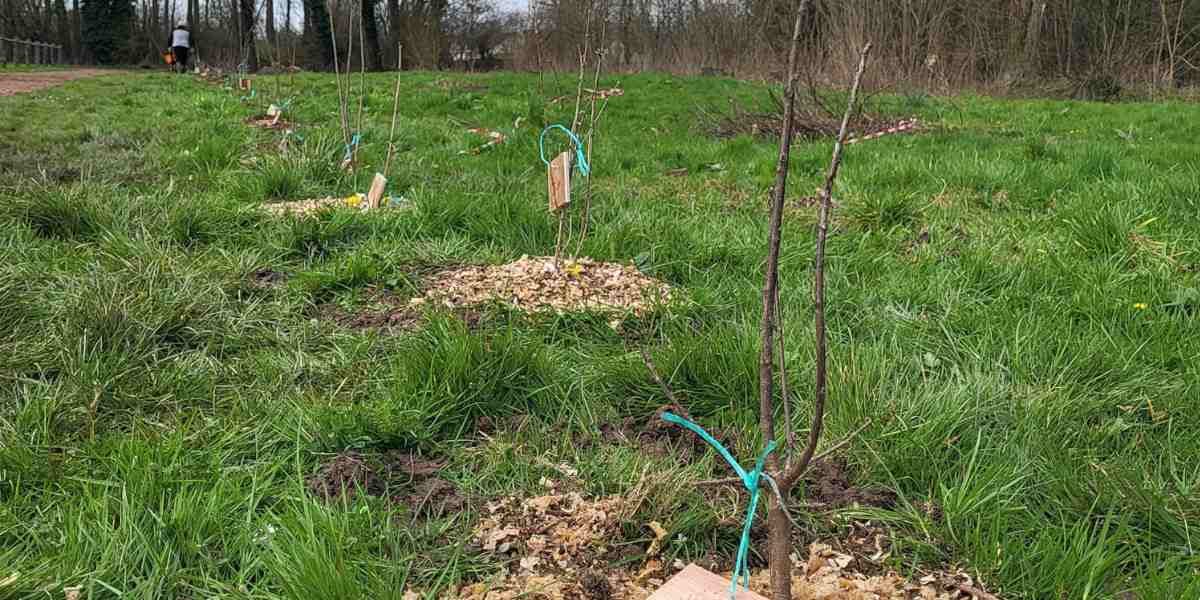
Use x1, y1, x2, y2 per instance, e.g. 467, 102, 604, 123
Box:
343, 132, 361, 163
662, 411, 776, 599
538, 124, 590, 176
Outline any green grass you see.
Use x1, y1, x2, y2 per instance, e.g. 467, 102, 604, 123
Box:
1, 70, 1199, 599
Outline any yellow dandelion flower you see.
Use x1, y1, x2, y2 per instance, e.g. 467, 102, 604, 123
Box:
1133, 303, 1148, 310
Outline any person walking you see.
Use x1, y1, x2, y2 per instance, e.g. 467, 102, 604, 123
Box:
168, 24, 191, 73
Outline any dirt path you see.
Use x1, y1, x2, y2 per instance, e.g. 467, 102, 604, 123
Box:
0, 69, 118, 97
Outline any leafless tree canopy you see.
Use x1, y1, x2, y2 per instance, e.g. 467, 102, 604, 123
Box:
3, 0, 1197, 86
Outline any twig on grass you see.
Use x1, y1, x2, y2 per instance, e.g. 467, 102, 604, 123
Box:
638, 346, 680, 406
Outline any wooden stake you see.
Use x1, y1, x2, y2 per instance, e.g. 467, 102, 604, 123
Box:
648, 565, 768, 600
366, 173, 387, 208
547, 151, 571, 212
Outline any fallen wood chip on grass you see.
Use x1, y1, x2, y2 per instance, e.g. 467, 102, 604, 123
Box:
585, 87, 625, 100
461, 127, 508, 154
411, 255, 671, 315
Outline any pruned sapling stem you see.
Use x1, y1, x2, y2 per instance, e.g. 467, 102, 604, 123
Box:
328, 9, 350, 147
384, 44, 403, 179
756, 0, 871, 595
757, 7, 809, 597
779, 43, 871, 491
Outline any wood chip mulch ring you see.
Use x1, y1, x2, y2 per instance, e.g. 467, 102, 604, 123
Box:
262, 196, 408, 217
408, 255, 672, 316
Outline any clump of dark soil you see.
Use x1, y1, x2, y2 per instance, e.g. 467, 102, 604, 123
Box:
248, 268, 287, 290
324, 303, 424, 333
803, 457, 896, 510
307, 451, 381, 501
306, 450, 465, 518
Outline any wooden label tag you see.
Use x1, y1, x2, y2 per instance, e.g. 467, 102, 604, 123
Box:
648, 564, 767, 600
366, 173, 387, 208
547, 151, 571, 212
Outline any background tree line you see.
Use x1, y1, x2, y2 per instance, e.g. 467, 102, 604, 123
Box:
3, 0, 1198, 91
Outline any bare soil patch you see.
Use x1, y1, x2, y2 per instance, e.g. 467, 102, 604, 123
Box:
318, 286, 484, 335
803, 457, 897, 511
703, 94, 921, 146
0, 69, 118, 96
244, 114, 294, 130
247, 268, 287, 290
307, 450, 465, 519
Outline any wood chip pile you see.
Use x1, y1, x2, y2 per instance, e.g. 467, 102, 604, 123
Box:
262, 194, 404, 217
410, 256, 671, 315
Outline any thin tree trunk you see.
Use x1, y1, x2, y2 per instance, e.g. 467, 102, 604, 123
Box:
267, 0, 277, 45
1023, 0, 1047, 75
759, 3, 809, 599
361, 0, 381, 70
240, 0, 258, 70
387, 0, 401, 67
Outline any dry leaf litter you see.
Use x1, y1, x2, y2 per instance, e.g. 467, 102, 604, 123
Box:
456, 480, 660, 599
413, 479, 994, 600
410, 256, 671, 315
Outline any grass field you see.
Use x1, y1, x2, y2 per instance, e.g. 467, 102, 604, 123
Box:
1, 70, 1198, 599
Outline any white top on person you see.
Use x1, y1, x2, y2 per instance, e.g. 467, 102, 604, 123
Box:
171, 25, 190, 48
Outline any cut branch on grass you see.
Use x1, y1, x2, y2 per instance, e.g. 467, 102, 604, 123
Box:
639, 346, 680, 406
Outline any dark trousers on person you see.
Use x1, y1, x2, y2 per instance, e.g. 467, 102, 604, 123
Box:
172, 46, 189, 72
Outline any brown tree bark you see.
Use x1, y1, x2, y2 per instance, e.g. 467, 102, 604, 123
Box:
758, 2, 809, 599
361, 0, 382, 70
239, 0, 258, 70
1023, 0, 1047, 75
267, 0, 277, 45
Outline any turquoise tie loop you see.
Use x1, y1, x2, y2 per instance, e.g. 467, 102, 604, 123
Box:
343, 132, 361, 163
538, 124, 590, 176
662, 411, 776, 599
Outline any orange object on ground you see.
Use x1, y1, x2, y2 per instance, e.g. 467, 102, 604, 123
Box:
163, 50, 175, 65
